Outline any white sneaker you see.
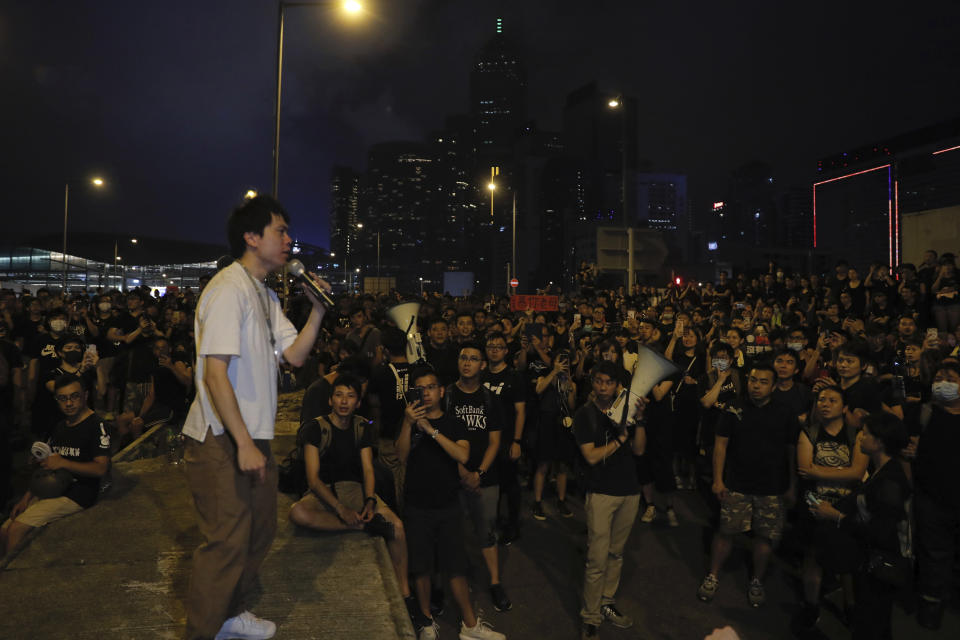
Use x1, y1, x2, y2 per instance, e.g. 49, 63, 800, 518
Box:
666, 508, 679, 528
459, 614, 506, 640
420, 620, 440, 640
215, 611, 276, 640
640, 505, 656, 523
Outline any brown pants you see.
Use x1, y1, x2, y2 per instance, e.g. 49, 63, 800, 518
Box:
183, 432, 278, 640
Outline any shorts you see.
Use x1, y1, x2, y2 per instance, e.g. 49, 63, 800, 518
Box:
404, 503, 468, 577
295, 480, 387, 514
719, 491, 785, 541
9, 496, 83, 528
460, 485, 498, 548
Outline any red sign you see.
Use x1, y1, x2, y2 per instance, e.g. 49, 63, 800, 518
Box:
510, 278, 519, 288
510, 294, 559, 312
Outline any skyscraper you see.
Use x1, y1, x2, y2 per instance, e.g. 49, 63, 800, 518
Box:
330, 166, 360, 285
470, 18, 527, 167
358, 142, 436, 290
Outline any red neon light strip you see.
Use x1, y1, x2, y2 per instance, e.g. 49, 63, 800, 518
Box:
812, 185, 817, 247
888, 186, 893, 268
932, 145, 960, 155
812, 164, 890, 249
894, 179, 900, 266
813, 164, 890, 187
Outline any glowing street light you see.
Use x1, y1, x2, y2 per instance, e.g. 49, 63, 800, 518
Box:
608, 99, 620, 108
487, 182, 497, 191
244, 189, 258, 200
343, 0, 363, 14
62, 176, 107, 291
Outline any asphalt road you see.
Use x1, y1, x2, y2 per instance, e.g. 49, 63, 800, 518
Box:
425, 480, 958, 640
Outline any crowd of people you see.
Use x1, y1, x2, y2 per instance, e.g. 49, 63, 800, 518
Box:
2, 240, 960, 639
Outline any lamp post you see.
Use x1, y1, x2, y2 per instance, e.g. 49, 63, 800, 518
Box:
608, 96, 633, 288
273, 1, 363, 308
62, 177, 105, 291
272, 0, 364, 197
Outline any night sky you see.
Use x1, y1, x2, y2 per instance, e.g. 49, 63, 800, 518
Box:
3, 0, 959, 253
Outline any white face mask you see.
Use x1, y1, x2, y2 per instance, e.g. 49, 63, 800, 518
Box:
49, 319, 67, 333
98, 302, 112, 312
932, 380, 960, 404
787, 341, 804, 352
713, 358, 731, 372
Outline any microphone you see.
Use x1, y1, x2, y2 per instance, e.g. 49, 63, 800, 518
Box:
287, 259, 334, 309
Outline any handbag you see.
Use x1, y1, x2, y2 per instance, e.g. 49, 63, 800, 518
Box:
866, 548, 913, 588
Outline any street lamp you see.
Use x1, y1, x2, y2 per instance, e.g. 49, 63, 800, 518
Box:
272, 1, 365, 197
62, 176, 106, 291
607, 95, 634, 288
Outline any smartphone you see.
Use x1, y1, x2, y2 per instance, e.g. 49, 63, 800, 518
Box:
927, 328, 939, 341
86, 344, 97, 357
404, 387, 423, 405
676, 319, 684, 334
525, 322, 544, 341
804, 492, 821, 507
573, 313, 581, 325
627, 310, 636, 320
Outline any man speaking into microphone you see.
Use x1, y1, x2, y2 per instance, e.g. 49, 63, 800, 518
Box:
182, 195, 330, 640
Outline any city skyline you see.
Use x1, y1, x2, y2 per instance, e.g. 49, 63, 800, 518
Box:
3, 1, 959, 254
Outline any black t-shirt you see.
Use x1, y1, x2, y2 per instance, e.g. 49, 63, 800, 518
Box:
915, 405, 960, 508
33, 365, 97, 438
445, 384, 503, 486
153, 354, 191, 415
842, 377, 883, 416
772, 382, 813, 422
404, 414, 469, 509
49, 412, 111, 509
481, 366, 525, 446
0, 339, 24, 410
715, 399, 795, 496
368, 361, 411, 441
572, 403, 639, 496
300, 416, 373, 485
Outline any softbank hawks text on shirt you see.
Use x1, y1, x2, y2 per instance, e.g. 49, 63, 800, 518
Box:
455, 405, 488, 430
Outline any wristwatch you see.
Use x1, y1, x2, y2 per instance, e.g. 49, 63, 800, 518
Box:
431, 430, 439, 440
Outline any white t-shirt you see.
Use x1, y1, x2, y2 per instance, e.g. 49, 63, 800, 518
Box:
182, 262, 298, 442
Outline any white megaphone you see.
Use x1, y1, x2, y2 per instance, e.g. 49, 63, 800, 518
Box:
386, 302, 426, 363
605, 345, 680, 426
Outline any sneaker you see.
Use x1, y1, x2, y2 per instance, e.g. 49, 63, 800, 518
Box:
363, 513, 396, 541
917, 596, 944, 630
490, 583, 512, 612
796, 603, 820, 630
665, 508, 679, 528
640, 505, 656, 523
419, 619, 440, 640
747, 577, 765, 607
430, 587, 445, 617
500, 524, 519, 546
600, 604, 633, 628
557, 499, 573, 518
697, 573, 719, 602
459, 615, 505, 640
214, 611, 276, 640
532, 501, 546, 521
580, 623, 599, 639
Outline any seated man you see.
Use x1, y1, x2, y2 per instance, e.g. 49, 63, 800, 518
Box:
288, 374, 410, 602
115, 336, 192, 441
1, 374, 110, 555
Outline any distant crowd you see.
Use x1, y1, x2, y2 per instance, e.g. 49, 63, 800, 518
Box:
2, 248, 959, 638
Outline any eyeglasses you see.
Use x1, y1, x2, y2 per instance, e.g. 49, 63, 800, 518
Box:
55, 391, 83, 403
415, 384, 440, 392
459, 354, 482, 362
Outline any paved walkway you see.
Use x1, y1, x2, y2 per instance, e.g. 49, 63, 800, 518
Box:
0, 392, 415, 640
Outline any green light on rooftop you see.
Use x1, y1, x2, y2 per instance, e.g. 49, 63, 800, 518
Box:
496, 18, 502, 33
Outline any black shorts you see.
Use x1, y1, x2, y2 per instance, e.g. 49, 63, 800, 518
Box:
404, 503, 468, 577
